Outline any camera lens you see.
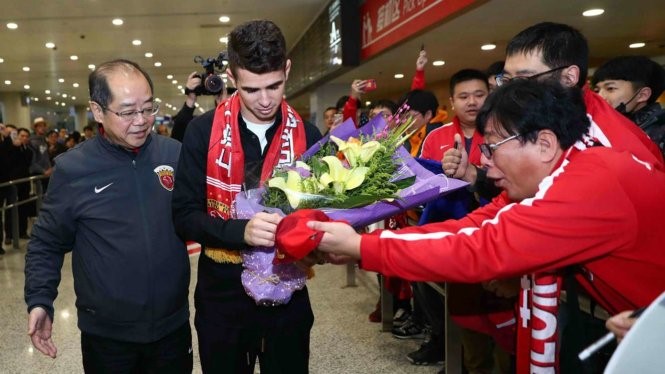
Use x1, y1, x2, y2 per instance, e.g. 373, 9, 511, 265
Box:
204, 75, 224, 94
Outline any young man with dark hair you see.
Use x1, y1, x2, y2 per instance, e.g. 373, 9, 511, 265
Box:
397, 89, 441, 156
172, 20, 322, 373
25, 59, 192, 372
311, 79, 665, 374
592, 55, 665, 157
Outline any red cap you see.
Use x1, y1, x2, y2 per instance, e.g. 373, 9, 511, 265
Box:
274, 209, 330, 264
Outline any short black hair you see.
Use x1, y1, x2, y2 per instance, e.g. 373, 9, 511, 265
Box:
368, 99, 398, 114
89, 59, 153, 108
476, 80, 589, 150
83, 125, 93, 132
227, 20, 287, 75
324, 106, 337, 113
46, 129, 58, 137
17, 128, 30, 136
506, 22, 589, 88
592, 56, 665, 105
485, 61, 505, 77
449, 69, 489, 95
398, 90, 438, 117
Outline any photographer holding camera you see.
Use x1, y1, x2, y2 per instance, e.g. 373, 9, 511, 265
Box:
171, 55, 236, 142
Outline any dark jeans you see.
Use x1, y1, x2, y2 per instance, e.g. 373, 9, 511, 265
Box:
81, 323, 192, 374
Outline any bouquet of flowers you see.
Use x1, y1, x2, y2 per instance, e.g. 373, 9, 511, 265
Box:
234, 108, 468, 306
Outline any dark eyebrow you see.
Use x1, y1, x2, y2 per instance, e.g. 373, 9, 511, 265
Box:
241, 80, 284, 91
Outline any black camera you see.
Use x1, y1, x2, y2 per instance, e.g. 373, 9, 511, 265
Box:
189, 53, 227, 96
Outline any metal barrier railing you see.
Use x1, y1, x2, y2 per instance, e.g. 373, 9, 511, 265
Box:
0, 175, 48, 249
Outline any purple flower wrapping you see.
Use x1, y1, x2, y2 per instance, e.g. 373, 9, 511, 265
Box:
234, 116, 469, 306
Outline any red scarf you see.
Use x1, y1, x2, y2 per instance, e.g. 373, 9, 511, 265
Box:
206, 93, 306, 221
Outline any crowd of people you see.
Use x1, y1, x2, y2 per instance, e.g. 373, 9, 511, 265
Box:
4, 15, 663, 374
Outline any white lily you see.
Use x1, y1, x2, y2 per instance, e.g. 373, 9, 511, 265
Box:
330, 136, 383, 167
267, 170, 303, 209
320, 156, 369, 194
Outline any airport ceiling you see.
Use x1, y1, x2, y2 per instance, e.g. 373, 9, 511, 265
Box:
0, 0, 664, 118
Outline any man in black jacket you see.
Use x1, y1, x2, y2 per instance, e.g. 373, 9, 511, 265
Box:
172, 20, 321, 373
25, 59, 192, 373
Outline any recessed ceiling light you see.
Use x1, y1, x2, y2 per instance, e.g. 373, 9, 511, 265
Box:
73, 83, 79, 88
112, 18, 124, 26
24, 84, 30, 89
629, 42, 646, 49
0, 58, 3, 63
33, 97, 39, 102
394, 74, 404, 79
365, 101, 372, 106
219, 16, 230, 23
432, 60, 445, 66
481, 44, 496, 51
46, 96, 51, 100
582, 8, 605, 17
132, 39, 142, 46
177, 85, 183, 90
61, 103, 66, 107
70, 55, 78, 61
154, 61, 162, 67
45, 89, 50, 94
166, 75, 173, 80
72, 96, 76, 100
4, 80, 10, 85
6, 22, 18, 30
22, 66, 30, 72
219, 37, 228, 44
62, 93, 68, 98
88, 64, 96, 70
55, 101, 59, 105
58, 78, 65, 83
172, 80, 178, 84
45, 42, 56, 49
145, 52, 153, 58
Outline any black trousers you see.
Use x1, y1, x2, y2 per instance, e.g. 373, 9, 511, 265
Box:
81, 323, 192, 374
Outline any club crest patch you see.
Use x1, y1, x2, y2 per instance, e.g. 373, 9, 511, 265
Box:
154, 165, 175, 191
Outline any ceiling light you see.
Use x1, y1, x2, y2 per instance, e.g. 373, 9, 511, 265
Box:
70, 55, 78, 61
219, 16, 230, 23
72, 96, 77, 100
22, 66, 30, 72
132, 39, 142, 46
6, 22, 18, 30
112, 18, 124, 26
0, 58, 3, 63
4, 80, 11, 85
481, 44, 496, 51
46, 96, 52, 100
61, 103, 66, 107
582, 9, 605, 17
58, 78, 65, 83
172, 80, 178, 84
45, 42, 56, 49
394, 74, 404, 79
88, 64, 95, 70
219, 36, 228, 44
166, 74, 173, 79
177, 85, 183, 90
45, 89, 50, 94
629, 42, 646, 49
145, 52, 153, 58
55, 101, 59, 105
62, 93, 68, 98
24, 84, 30, 89
33, 98, 39, 102
432, 60, 445, 67
154, 61, 162, 67
73, 83, 79, 88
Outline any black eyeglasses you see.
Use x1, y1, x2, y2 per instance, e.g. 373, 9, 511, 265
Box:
100, 103, 160, 121
495, 66, 568, 87
478, 134, 521, 158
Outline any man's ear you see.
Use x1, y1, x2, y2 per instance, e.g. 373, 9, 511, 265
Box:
284, 59, 292, 81
89, 101, 105, 123
424, 110, 433, 124
560, 65, 581, 88
537, 129, 560, 163
226, 67, 237, 89
635, 86, 652, 105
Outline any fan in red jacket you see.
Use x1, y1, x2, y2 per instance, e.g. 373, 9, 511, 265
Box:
310, 80, 665, 374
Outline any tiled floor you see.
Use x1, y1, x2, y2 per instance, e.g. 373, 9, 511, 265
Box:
0, 239, 441, 373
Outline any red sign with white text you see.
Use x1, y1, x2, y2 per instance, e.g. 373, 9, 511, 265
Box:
361, 0, 479, 60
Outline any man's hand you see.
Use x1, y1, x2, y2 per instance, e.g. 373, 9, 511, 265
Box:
416, 50, 428, 71
244, 212, 282, 247
442, 133, 477, 183
606, 310, 637, 343
28, 307, 57, 358
350, 79, 366, 100
307, 221, 361, 259
185, 72, 201, 108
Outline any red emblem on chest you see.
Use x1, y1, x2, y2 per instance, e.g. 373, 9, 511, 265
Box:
154, 165, 175, 191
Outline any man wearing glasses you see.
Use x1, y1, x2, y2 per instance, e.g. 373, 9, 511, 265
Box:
25, 60, 192, 373
443, 22, 664, 186
309, 80, 665, 374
